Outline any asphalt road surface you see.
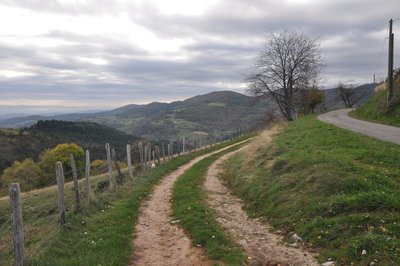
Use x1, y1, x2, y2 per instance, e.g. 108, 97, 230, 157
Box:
317, 109, 400, 145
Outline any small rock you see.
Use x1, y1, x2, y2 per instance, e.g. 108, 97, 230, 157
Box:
289, 243, 299, 248
170, 220, 180, 225
370, 262, 375, 266
362, 249, 367, 256
195, 244, 203, 247
81, 220, 86, 225
322, 262, 335, 266
291, 233, 303, 243
239, 239, 247, 245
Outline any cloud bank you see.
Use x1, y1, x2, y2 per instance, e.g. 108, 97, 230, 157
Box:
0, 0, 399, 113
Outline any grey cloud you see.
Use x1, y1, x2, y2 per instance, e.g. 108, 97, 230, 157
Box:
1, 0, 399, 114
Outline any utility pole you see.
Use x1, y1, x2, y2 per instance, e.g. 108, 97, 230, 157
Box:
387, 18, 394, 105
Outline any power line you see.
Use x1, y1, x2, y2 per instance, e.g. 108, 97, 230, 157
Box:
374, 26, 389, 75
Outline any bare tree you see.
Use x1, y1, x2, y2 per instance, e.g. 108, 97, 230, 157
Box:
336, 83, 363, 108
247, 31, 322, 121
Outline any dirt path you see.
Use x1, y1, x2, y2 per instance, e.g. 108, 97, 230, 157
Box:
204, 133, 319, 266
130, 140, 250, 266
318, 109, 400, 145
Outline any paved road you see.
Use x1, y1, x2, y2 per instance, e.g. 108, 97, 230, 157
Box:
317, 109, 400, 145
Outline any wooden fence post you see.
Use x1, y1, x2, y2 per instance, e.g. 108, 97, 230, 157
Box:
85, 150, 91, 200
144, 144, 148, 171
138, 142, 144, 171
147, 144, 151, 166
112, 148, 123, 185
126, 144, 133, 180
155, 146, 160, 165
162, 143, 165, 162
10, 183, 25, 266
55, 161, 65, 226
69, 154, 81, 213
169, 140, 173, 158
105, 143, 115, 190
182, 137, 186, 153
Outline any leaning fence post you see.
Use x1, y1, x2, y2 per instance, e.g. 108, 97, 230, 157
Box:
126, 144, 134, 180
10, 183, 25, 266
105, 143, 115, 190
55, 161, 65, 226
69, 154, 81, 213
85, 150, 91, 200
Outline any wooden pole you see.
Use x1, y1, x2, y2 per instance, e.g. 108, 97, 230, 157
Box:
85, 150, 91, 200
126, 144, 133, 180
182, 137, 186, 153
138, 142, 144, 171
162, 143, 165, 162
10, 183, 25, 266
112, 148, 123, 185
105, 143, 115, 190
155, 146, 160, 165
170, 140, 173, 158
388, 18, 394, 105
55, 161, 65, 226
69, 154, 81, 213
144, 144, 148, 170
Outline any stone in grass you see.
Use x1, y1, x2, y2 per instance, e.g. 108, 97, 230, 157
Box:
322, 262, 335, 266
362, 249, 367, 256
290, 233, 303, 243
239, 239, 247, 245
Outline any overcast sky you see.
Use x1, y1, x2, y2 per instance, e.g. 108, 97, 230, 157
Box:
0, 0, 399, 114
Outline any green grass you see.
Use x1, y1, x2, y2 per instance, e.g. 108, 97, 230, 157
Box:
0, 135, 253, 265
172, 142, 250, 266
350, 91, 400, 127
220, 116, 400, 265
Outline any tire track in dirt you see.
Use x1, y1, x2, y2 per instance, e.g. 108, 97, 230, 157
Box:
204, 133, 319, 266
130, 139, 251, 266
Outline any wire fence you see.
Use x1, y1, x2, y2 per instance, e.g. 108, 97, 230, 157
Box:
0, 128, 255, 265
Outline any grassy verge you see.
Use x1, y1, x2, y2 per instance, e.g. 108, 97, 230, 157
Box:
172, 142, 250, 266
0, 135, 253, 265
220, 116, 400, 265
349, 91, 400, 127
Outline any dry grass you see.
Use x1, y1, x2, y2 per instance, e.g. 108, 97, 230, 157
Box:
238, 124, 283, 176
374, 82, 386, 93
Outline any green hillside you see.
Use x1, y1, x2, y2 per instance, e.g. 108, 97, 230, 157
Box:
87, 91, 270, 140
0, 91, 272, 140
350, 71, 400, 126
0, 120, 140, 175
221, 116, 400, 265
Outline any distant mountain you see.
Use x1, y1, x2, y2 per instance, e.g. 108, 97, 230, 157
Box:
1, 87, 376, 140
0, 120, 140, 175
1, 91, 272, 140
